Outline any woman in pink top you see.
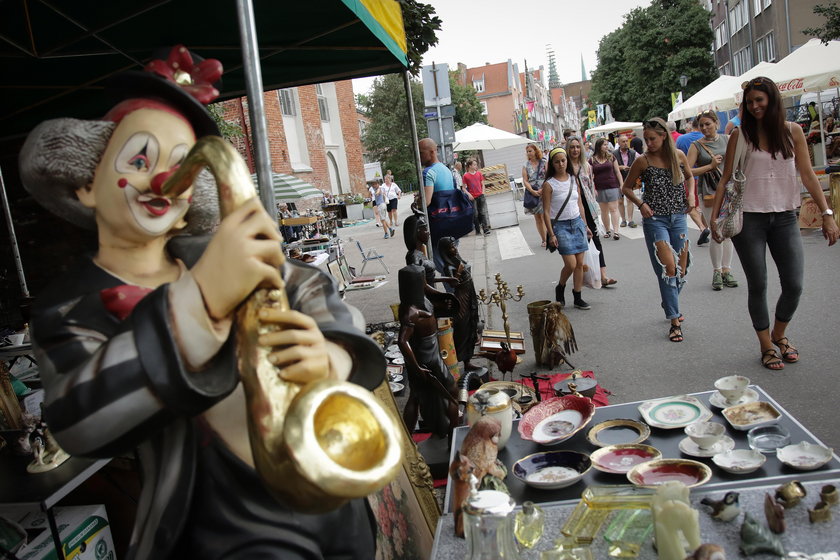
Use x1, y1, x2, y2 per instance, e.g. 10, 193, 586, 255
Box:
711, 77, 839, 370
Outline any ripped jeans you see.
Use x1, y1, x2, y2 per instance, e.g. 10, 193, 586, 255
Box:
642, 214, 691, 320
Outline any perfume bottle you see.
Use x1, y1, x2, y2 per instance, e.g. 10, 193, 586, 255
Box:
515, 501, 545, 549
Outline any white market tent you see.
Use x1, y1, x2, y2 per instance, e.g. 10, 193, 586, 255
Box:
453, 122, 531, 151
668, 75, 742, 121
584, 121, 642, 138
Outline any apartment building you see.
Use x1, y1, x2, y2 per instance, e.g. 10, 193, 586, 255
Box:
457, 61, 527, 136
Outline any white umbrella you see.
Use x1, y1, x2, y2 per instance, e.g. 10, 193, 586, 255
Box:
668, 75, 742, 121
250, 172, 323, 201
584, 121, 642, 138
453, 122, 530, 151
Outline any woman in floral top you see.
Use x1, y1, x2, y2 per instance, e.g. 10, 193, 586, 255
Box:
621, 117, 696, 342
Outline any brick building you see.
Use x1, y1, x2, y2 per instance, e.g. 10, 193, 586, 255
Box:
219, 79, 367, 210
457, 61, 527, 136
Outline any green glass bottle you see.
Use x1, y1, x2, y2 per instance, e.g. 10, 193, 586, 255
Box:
514, 501, 545, 549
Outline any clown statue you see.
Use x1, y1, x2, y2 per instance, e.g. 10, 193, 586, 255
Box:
19, 46, 384, 559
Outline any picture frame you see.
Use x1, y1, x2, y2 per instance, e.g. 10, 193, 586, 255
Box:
369, 381, 439, 560
338, 255, 354, 284
327, 260, 346, 292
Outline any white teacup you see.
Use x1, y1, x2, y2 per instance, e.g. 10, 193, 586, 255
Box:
715, 375, 750, 404
685, 421, 726, 450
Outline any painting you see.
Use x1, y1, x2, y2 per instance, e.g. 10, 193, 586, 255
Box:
369, 382, 439, 560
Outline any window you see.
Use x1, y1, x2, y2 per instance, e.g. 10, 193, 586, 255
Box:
472, 77, 485, 93
732, 46, 753, 74
756, 32, 776, 62
714, 24, 727, 51
316, 83, 330, 121
753, 0, 762, 15
279, 89, 296, 116
763, 0, 772, 8
480, 101, 488, 115
728, 1, 748, 36
358, 119, 367, 138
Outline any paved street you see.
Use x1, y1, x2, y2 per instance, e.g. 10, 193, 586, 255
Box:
340, 194, 840, 451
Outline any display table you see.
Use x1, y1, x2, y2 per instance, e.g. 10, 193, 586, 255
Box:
443, 386, 840, 513
486, 188, 519, 229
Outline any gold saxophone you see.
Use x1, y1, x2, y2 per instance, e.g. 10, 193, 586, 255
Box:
162, 136, 402, 512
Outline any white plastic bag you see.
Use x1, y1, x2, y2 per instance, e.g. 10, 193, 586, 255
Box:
582, 239, 601, 289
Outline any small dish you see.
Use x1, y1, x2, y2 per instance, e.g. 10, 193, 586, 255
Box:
512, 450, 592, 489
712, 449, 767, 474
478, 381, 538, 415
776, 442, 833, 471
587, 419, 651, 447
389, 356, 405, 365
590, 444, 662, 474
747, 425, 791, 453
386, 344, 399, 353
627, 459, 712, 489
709, 388, 759, 409
388, 374, 404, 383
384, 350, 403, 359
518, 395, 596, 446
638, 395, 712, 429
389, 381, 404, 393
722, 401, 781, 431
678, 435, 735, 458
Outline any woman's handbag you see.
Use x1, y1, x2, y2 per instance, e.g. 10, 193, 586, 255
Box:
695, 140, 724, 198
427, 188, 475, 240
714, 131, 748, 239
523, 159, 545, 209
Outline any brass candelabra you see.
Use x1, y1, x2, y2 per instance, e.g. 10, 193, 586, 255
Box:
478, 273, 525, 346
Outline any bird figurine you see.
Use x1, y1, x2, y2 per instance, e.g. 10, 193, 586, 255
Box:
701, 491, 741, 522
740, 513, 785, 557
686, 544, 726, 560
763, 493, 786, 534
460, 416, 507, 485
541, 302, 578, 368
476, 341, 518, 379
449, 453, 476, 538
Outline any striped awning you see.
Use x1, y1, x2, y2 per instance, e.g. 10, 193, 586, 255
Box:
252, 173, 323, 201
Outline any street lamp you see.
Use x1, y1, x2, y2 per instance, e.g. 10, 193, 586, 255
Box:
679, 75, 688, 88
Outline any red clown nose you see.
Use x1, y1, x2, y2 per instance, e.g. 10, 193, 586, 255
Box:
149, 167, 179, 195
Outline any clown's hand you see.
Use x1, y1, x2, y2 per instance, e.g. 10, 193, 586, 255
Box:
193, 197, 283, 321
256, 309, 332, 382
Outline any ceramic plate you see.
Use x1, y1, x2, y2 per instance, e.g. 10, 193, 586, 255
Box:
389, 382, 404, 393
678, 435, 735, 458
637, 395, 712, 429
587, 419, 651, 447
722, 401, 781, 431
627, 459, 712, 489
512, 450, 592, 489
384, 350, 402, 359
712, 449, 767, 474
519, 396, 596, 446
776, 442, 833, 470
478, 381, 538, 414
386, 344, 399, 353
388, 374, 404, 383
709, 388, 760, 409
590, 444, 662, 474
388, 356, 405, 365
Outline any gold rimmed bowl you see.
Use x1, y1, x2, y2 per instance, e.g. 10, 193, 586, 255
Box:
590, 444, 662, 474
627, 458, 712, 489
587, 419, 651, 448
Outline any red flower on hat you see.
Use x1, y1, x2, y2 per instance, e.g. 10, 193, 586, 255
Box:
145, 45, 222, 105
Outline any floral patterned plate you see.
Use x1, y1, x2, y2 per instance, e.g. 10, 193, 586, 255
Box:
627, 458, 712, 489
776, 442, 833, 471
712, 449, 767, 474
637, 395, 712, 429
518, 395, 596, 446
589, 444, 662, 474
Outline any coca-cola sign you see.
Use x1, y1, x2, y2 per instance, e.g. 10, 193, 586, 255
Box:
777, 78, 804, 92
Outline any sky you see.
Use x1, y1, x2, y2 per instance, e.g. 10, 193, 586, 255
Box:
353, 0, 653, 95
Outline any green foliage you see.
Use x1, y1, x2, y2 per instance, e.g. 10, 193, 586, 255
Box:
590, 0, 717, 121
803, 3, 840, 44
399, 0, 442, 75
358, 74, 428, 185
207, 101, 243, 140
449, 70, 488, 129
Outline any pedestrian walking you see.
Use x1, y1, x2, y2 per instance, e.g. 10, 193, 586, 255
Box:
710, 76, 839, 370
522, 143, 548, 246
372, 179, 392, 237
384, 173, 402, 229
590, 138, 624, 240
542, 147, 592, 310
463, 158, 490, 235
686, 110, 736, 291
621, 117, 696, 342
630, 132, 644, 154
614, 134, 639, 228
567, 136, 618, 288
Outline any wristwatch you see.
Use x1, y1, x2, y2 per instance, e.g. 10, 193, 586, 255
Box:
823, 208, 835, 217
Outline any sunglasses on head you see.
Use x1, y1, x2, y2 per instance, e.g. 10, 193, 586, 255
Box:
741, 77, 770, 90
644, 120, 666, 131
696, 110, 717, 121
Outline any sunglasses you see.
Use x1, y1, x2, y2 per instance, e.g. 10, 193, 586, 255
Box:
644, 120, 666, 131
741, 77, 770, 90
696, 110, 717, 121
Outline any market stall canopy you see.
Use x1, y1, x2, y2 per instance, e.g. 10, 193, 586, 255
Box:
668, 76, 742, 121
453, 123, 531, 151
251, 172, 324, 201
0, 0, 408, 142
584, 121, 642, 138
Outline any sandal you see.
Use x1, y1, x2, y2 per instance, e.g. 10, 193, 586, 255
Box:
613, 232, 620, 240
602, 278, 618, 287
668, 325, 683, 342
604, 231, 611, 239
771, 335, 799, 363
761, 348, 785, 370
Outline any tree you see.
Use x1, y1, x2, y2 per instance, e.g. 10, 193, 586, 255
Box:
358, 74, 428, 185
803, 3, 840, 44
399, 0, 442, 75
449, 70, 488, 129
590, 0, 717, 121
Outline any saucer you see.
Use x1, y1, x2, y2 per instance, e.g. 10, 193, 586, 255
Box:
384, 350, 403, 359
678, 435, 735, 458
389, 356, 405, 365
709, 388, 759, 408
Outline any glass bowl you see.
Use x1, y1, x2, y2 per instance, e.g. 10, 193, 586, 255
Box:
747, 425, 791, 453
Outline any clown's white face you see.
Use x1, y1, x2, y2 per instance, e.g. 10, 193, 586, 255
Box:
77, 108, 195, 241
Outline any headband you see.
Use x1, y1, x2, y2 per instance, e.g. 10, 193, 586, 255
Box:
549, 147, 567, 160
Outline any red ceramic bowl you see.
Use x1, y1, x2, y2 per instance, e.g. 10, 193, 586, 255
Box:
626, 459, 712, 489
518, 395, 596, 446
589, 444, 662, 474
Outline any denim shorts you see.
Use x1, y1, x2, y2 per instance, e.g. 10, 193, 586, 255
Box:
552, 215, 588, 255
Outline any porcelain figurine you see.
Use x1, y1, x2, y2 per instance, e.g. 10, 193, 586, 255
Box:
701, 492, 741, 522
686, 544, 726, 560
26, 421, 70, 473
460, 416, 507, 493
466, 389, 514, 450
652, 481, 701, 560
450, 452, 477, 538
763, 493, 786, 533
739, 513, 785, 556
397, 265, 459, 439
541, 302, 578, 368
